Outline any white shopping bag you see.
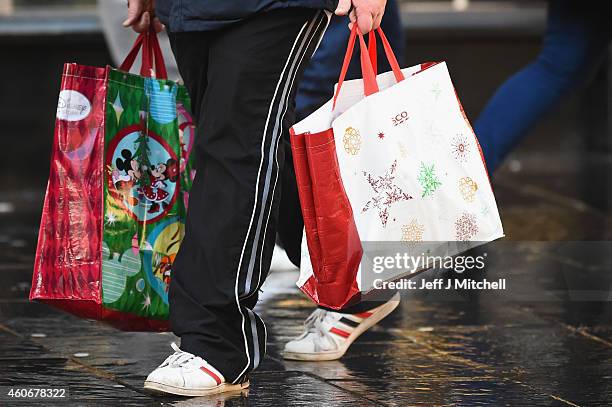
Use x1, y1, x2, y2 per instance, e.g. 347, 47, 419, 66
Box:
290, 27, 504, 308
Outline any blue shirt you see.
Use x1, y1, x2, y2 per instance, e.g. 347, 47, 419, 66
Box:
157, 0, 338, 32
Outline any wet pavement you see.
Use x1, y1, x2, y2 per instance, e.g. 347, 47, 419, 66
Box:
2, 94, 612, 406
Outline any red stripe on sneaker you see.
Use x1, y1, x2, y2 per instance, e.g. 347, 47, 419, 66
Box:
200, 366, 222, 386
330, 327, 350, 338
354, 311, 373, 319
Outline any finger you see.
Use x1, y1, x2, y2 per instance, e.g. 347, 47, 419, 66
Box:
356, 9, 374, 34
133, 11, 151, 33
153, 18, 165, 33
349, 8, 357, 23
122, 0, 144, 27
334, 0, 351, 16
373, 11, 384, 30
134, 11, 151, 33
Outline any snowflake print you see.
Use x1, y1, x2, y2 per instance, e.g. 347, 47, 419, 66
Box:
401, 219, 425, 243
451, 134, 470, 162
105, 211, 118, 226
362, 160, 413, 227
378, 132, 385, 140
141, 293, 151, 310
343, 126, 361, 155
455, 212, 478, 241
459, 177, 478, 202
417, 162, 442, 198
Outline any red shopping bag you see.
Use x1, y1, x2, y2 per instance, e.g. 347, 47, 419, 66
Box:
30, 29, 197, 331
290, 27, 386, 309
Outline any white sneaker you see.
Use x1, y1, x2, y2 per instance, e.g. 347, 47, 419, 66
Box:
144, 343, 249, 397
282, 293, 400, 361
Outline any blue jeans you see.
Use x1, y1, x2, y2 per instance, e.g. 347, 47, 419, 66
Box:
295, 0, 405, 121
474, 0, 611, 172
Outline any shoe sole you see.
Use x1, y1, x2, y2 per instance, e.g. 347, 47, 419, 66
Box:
282, 293, 401, 361
144, 379, 249, 397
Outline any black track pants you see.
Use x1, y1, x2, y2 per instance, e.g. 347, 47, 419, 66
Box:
167, 8, 330, 383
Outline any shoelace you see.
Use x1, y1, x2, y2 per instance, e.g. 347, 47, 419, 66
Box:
160, 343, 200, 368
303, 309, 337, 348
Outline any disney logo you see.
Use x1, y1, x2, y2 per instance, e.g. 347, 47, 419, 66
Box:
57, 96, 88, 114
56, 90, 91, 121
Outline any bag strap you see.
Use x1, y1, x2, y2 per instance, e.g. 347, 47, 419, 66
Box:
149, 30, 168, 79
141, 30, 153, 77
368, 30, 377, 75
119, 27, 168, 79
333, 25, 378, 110
332, 26, 405, 110
366, 28, 404, 82
119, 34, 145, 74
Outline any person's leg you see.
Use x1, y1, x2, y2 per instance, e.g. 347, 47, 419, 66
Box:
276, 3, 405, 348
277, 0, 405, 267
168, 8, 331, 384
475, 0, 611, 172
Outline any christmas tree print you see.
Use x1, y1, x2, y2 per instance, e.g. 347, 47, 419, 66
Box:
417, 162, 442, 198
362, 160, 413, 227
133, 110, 152, 188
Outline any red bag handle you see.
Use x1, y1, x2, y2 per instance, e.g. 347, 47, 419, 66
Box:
119, 27, 168, 80
368, 30, 377, 75
367, 28, 404, 83
333, 25, 378, 110
333, 26, 404, 110
149, 30, 168, 79
142, 30, 153, 76
120, 34, 144, 74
